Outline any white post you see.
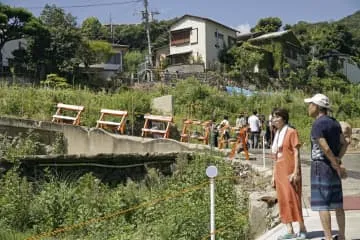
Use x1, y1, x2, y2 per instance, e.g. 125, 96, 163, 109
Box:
210, 177, 215, 240
262, 135, 266, 169
206, 166, 218, 240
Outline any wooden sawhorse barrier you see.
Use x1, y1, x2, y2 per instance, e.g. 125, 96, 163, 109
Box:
96, 109, 128, 134
180, 119, 211, 144
141, 114, 173, 138
52, 103, 85, 125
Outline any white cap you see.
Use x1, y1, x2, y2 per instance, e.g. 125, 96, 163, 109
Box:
304, 93, 331, 109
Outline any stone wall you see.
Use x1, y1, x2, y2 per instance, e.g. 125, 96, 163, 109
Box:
349, 128, 360, 150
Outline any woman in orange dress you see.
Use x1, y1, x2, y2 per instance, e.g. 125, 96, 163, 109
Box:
271, 108, 307, 240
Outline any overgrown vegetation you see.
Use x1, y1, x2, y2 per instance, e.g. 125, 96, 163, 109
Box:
0, 151, 250, 239
0, 79, 359, 146
2, 5, 360, 238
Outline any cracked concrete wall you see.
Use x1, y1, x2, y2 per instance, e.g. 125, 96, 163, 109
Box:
0, 117, 209, 155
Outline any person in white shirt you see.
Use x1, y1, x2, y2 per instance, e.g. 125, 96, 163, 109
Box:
218, 116, 230, 148
248, 111, 261, 149
235, 113, 247, 128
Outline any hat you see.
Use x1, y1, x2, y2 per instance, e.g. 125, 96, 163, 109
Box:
304, 93, 331, 109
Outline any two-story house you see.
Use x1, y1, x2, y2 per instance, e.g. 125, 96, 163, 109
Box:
247, 30, 305, 69
167, 14, 238, 70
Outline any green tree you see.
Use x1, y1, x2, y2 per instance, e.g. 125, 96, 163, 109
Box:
40, 73, 70, 89
252, 17, 282, 33
307, 59, 327, 78
81, 17, 106, 40
292, 21, 356, 57
324, 24, 354, 55
113, 24, 146, 50
39, 4, 81, 75
39, 4, 76, 28
0, 3, 38, 72
150, 19, 177, 49
18, 20, 51, 83
77, 40, 113, 67
124, 50, 144, 73
283, 24, 292, 30
227, 43, 264, 83
110, 19, 174, 50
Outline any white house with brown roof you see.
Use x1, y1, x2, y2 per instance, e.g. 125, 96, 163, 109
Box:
168, 14, 238, 70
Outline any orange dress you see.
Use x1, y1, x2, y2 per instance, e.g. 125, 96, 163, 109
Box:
274, 128, 303, 223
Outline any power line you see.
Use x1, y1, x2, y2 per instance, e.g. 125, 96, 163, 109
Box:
26, 0, 142, 10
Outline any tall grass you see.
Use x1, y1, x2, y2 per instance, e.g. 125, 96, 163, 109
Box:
1, 79, 359, 145
0, 153, 250, 239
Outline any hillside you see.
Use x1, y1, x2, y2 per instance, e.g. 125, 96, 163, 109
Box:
290, 10, 360, 58
337, 10, 360, 40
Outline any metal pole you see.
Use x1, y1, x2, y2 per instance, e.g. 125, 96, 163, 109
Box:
262, 135, 266, 169
210, 177, 215, 240
143, 0, 153, 81
206, 166, 218, 240
131, 95, 134, 136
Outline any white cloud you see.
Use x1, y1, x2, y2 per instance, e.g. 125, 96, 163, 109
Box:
235, 23, 251, 33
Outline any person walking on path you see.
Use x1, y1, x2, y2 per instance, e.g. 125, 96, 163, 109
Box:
271, 108, 307, 240
218, 115, 231, 148
248, 110, 261, 149
304, 93, 349, 240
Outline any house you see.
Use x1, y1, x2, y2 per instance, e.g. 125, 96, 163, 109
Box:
166, 14, 238, 71
320, 50, 360, 83
1, 38, 27, 69
79, 44, 128, 81
247, 30, 305, 70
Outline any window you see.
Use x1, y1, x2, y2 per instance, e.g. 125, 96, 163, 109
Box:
171, 29, 191, 46
228, 36, 236, 47
214, 31, 224, 40
107, 52, 121, 64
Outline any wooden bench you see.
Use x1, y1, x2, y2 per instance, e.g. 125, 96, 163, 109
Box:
141, 114, 173, 138
180, 119, 211, 144
96, 109, 128, 134
52, 103, 85, 125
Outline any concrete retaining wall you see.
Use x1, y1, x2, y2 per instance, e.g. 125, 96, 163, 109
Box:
0, 116, 209, 155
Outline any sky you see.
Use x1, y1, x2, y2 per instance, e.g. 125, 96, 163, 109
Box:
3, 0, 360, 33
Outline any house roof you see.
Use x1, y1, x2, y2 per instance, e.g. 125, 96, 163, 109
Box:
237, 32, 264, 41
79, 63, 121, 71
249, 30, 291, 41
320, 50, 350, 59
172, 14, 239, 33
248, 30, 303, 49
111, 44, 129, 48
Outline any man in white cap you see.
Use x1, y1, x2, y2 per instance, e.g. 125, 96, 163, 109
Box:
304, 93, 349, 240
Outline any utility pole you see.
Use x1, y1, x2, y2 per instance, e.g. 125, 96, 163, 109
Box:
142, 0, 159, 81
110, 12, 114, 44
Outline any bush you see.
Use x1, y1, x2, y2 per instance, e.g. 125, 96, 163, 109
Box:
41, 74, 71, 89
0, 153, 250, 239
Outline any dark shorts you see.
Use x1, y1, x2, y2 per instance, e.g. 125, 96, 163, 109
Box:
311, 160, 343, 211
